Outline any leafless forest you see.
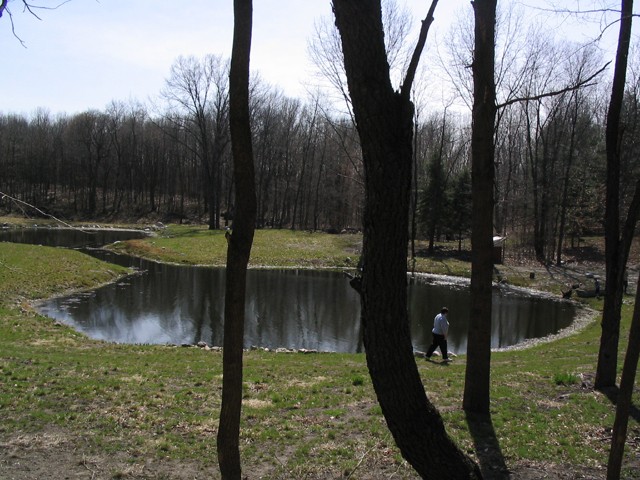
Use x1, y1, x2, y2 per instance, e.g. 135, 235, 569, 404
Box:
1, 6, 638, 265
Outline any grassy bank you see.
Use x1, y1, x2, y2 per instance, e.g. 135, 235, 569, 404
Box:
0, 226, 638, 479
109, 224, 606, 293
109, 226, 363, 270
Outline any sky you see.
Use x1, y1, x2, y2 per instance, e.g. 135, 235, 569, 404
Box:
1, 0, 628, 117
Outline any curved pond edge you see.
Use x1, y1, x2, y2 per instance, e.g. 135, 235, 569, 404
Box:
8, 224, 596, 355
161, 269, 599, 354
411, 271, 599, 353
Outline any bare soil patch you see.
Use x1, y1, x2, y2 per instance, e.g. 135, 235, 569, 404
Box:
0, 427, 618, 480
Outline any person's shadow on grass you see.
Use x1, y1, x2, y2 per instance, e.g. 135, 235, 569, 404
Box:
425, 357, 453, 365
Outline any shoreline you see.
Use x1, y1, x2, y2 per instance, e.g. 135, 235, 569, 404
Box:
1, 219, 602, 355
410, 271, 599, 353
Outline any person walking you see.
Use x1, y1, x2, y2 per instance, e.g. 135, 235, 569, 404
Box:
426, 307, 450, 362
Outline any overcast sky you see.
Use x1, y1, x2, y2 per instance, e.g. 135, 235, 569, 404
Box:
1, 0, 628, 117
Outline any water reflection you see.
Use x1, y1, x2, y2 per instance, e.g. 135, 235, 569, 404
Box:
1, 227, 577, 354
246, 269, 363, 353
36, 251, 576, 353
0, 227, 147, 248
409, 282, 576, 353
37, 256, 365, 352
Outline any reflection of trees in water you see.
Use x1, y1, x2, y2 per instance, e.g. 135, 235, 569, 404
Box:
244, 270, 361, 352
39, 264, 575, 352
409, 282, 575, 353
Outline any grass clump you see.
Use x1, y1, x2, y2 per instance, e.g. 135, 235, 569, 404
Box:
553, 371, 580, 386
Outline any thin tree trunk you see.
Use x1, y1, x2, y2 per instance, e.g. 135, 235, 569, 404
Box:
556, 95, 579, 266
596, 0, 634, 390
217, 1, 256, 478
607, 273, 640, 479
410, 111, 419, 272
463, 0, 497, 415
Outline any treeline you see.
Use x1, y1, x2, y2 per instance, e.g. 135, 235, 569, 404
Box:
1, 47, 640, 263
0, 59, 364, 233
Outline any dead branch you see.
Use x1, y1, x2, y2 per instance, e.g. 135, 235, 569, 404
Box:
496, 61, 611, 109
345, 434, 392, 479
0, 191, 75, 229
2, 0, 73, 47
19, 0, 72, 16
400, 0, 439, 100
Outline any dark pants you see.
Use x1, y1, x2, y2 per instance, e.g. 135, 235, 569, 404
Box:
426, 333, 448, 359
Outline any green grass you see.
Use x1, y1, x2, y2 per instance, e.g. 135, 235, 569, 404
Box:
1, 229, 639, 478
109, 225, 362, 270
0, 242, 130, 302
553, 371, 581, 386
106, 224, 472, 278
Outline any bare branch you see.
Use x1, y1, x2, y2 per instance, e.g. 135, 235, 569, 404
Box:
400, 0, 439, 99
2, 0, 74, 47
496, 61, 611, 109
528, 5, 620, 16
0, 191, 75, 228
20, 1, 43, 20
1, 0, 72, 18
524, 2, 640, 47
20, 0, 73, 16
8, 10, 27, 47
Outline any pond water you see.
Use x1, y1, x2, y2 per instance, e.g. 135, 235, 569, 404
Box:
0, 226, 148, 248
1, 228, 577, 354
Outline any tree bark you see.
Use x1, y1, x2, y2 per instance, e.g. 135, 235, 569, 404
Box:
217, 1, 256, 479
556, 93, 579, 267
607, 273, 640, 479
332, 1, 481, 477
463, 0, 497, 415
596, 0, 635, 390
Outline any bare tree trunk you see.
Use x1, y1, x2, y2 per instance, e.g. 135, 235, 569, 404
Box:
463, 0, 497, 415
332, 1, 481, 477
607, 273, 640, 479
596, 0, 635, 390
217, 1, 256, 478
556, 94, 579, 266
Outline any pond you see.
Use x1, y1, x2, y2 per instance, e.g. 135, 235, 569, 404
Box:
1, 227, 577, 354
0, 225, 148, 248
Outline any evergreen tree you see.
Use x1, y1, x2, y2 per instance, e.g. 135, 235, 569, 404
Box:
448, 168, 472, 251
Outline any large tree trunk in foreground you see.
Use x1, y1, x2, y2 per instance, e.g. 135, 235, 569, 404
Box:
332, 1, 481, 477
463, 0, 497, 415
596, 0, 635, 390
217, 1, 256, 478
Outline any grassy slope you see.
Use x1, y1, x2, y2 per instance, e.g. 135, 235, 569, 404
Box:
109, 226, 362, 269
0, 226, 638, 478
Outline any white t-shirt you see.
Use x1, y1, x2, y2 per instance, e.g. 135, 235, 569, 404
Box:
432, 313, 449, 336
